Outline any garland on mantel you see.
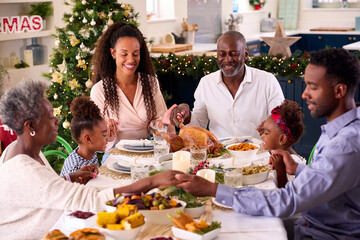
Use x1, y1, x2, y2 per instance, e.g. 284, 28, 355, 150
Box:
151, 50, 310, 79
249, 0, 266, 10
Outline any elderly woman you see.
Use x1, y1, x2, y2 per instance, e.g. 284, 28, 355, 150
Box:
0, 80, 182, 240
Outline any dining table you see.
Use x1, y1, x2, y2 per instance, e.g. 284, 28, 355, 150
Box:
50, 138, 288, 240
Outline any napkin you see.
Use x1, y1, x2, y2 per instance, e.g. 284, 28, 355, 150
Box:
212, 210, 284, 233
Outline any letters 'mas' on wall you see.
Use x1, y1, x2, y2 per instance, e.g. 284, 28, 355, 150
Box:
0, 16, 43, 34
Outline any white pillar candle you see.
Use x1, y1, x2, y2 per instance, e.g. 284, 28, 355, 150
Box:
196, 169, 216, 183
10, 56, 20, 68
172, 151, 191, 173
24, 50, 33, 67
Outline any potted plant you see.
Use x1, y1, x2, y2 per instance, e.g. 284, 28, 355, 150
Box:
28, 2, 54, 30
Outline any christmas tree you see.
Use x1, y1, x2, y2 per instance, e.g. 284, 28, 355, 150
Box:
43, 0, 138, 172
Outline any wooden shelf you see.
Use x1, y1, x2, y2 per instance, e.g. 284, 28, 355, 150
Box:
0, 0, 53, 3
0, 30, 54, 42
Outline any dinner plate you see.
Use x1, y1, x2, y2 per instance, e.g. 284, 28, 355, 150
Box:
211, 197, 232, 209
117, 143, 154, 153
123, 144, 154, 151
106, 162, 130, 174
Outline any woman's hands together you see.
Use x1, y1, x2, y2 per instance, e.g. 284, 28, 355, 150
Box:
106, 118, 119, 142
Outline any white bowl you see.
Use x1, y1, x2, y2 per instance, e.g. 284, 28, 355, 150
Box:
106, 205, 116, 212
172, 225, 221, 240
100, 220, 146, 240
243, 169, 270, 185
65, 213, 97, 228
139, 200, 186, 225
226, 143, 260, 160
184, 205, 205, 219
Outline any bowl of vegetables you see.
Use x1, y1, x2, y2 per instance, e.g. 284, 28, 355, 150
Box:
97, 205, 146, 240
226, 142, 260, 160
169, 211, 221, 240
106, 193, 186, 225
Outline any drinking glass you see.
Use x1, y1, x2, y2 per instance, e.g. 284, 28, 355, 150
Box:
190, 147, 207, 168
224, 170, 243, 188
150, 121, 168, 141
131, 165, 149, 183
153, 141, 170, 160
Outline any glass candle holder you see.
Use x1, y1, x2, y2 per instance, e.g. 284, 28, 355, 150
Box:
131, 164, 149, 183
224, 170, 243, 188
190, 147, 207, 168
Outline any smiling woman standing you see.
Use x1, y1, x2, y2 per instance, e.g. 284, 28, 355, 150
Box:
91, 23, 172, 154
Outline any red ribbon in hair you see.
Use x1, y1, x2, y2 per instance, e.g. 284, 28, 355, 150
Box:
271, 106, 293, 142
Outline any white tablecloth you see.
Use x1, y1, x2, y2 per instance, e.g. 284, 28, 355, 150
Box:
50, 142, 287, 240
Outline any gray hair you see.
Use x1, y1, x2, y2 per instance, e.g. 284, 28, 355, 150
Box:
218, 31, 246, 46
0, 79, 49, 135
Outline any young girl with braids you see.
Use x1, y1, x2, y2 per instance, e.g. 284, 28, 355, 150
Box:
60, 96, 107, 177
90, 23, 173, 159
259, 99, 305, 188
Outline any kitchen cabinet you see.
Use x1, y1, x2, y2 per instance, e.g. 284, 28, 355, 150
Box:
260, 33, 360, 54
0, 0, 62, 91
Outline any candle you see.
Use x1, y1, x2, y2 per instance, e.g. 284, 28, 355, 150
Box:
196, 169, 216, 183
24, 50, 33, 67
172, 151, 191, 173
10, 56, 20, 68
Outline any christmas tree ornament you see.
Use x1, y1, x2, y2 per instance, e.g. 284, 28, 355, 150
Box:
55, 39, 60, 47
49, 68, 54, 73
90, 19, 96, 26
85, 79, 93, 88
54, 93, 58, 100
81, 0, 87, 5
76, 54, 81, 60
62, 121, 71, 129
103, 25, 108, 31
80, 43, 85, 50
108, 12, 112, 17
82, 17, 88, 24
107, 19, 114, 26
69, 16, 74, 22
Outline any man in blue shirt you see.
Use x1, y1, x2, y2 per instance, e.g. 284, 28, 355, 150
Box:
175, 48, 360, 239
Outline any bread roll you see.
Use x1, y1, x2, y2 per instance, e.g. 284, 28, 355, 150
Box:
41, 229, 68, 240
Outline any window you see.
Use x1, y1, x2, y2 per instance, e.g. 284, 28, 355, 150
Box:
146, 0, 175, 20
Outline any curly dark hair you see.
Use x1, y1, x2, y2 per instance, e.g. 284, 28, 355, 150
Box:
91, 22, 157, 121
70, 96, 103, 144
309, 48, 360, 96
279, 100, 304, 144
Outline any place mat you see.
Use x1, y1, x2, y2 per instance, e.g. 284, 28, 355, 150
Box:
99, 164, 131, 180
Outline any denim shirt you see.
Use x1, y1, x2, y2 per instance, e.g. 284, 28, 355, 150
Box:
216, 107, 360, 238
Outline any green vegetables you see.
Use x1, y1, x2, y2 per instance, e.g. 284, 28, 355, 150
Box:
166, 186, 204, 208
194, 221, 221, 235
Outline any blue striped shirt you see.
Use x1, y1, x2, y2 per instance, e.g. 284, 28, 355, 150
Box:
216, 107, 360, 239
60, 146, 99, 176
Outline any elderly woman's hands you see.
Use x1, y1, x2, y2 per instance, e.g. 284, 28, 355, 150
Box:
175, 173, 218, 197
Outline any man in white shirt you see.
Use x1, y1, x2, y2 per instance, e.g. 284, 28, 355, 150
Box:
169, 31, 284, 139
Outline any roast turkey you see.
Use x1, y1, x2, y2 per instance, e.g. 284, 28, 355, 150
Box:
153, 124, 224, 156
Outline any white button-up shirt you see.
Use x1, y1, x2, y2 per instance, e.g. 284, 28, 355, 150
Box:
189, 65, 284, 139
